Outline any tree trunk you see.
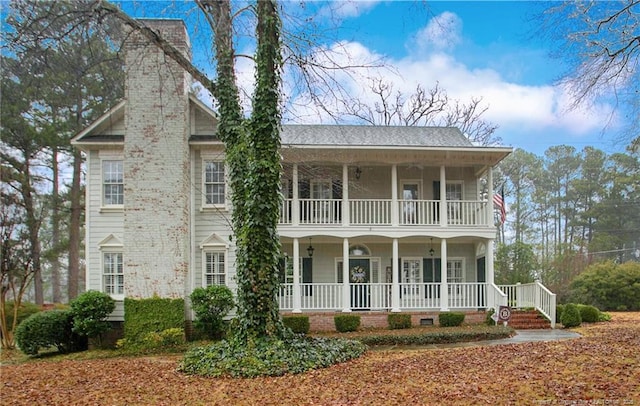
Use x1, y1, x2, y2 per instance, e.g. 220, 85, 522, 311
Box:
51, 146, 62, 303
68, 147, 82, 300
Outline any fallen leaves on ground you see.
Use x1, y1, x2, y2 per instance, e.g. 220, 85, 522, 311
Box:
1, 313, 639, 405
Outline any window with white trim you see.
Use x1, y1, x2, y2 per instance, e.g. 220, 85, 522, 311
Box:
447, 259, 464, 283
402, 258, 422, 295
445, 182, 463, 201
204, 160, 225, 206
103, 252, 124, 295
103, 160, 123, 205
204, 251, 226, 286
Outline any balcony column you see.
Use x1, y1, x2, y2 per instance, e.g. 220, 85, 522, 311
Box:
342, 238, 351, 312
486, 238, 495, 285
440, 165, 447, 227
292, 238, 302, 313
292, 164, 299, 226
486, 167, 494, 226
342, 164, 349, 226
391, 238, 400, 312
391, 165, 398, 226
440, 238, 449, 311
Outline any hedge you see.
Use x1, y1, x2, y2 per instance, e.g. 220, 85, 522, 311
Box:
124, 297, 184, 342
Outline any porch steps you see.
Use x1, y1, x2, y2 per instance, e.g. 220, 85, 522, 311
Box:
507, 310, 551, 329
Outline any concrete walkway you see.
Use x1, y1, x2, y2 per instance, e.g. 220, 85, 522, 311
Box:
374, 329, 581, 351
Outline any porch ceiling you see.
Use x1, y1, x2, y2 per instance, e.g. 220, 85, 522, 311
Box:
279, 146, 512, 168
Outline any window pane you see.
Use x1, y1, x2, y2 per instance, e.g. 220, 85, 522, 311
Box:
205, 251, 226, 286
104, 252, 124, 294
204, 161, 225, 205
103, 161, 123, 205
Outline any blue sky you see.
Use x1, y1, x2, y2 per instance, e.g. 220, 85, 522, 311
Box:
117, 1, 626, 156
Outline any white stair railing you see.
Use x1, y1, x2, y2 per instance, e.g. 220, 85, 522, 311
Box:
498, 282, 557, 328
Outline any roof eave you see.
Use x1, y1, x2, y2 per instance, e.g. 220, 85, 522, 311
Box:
71, 100, 126, 146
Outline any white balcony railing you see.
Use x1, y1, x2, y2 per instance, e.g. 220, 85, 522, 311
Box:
279, 198, 489, 227
350, 199, 392, 225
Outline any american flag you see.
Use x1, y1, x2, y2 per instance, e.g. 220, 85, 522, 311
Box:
493, 187, 506, 224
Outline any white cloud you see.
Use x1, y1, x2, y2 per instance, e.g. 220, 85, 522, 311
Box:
317, 1, 381, 20
413, 11, 462, 52
283, 37, 614, 140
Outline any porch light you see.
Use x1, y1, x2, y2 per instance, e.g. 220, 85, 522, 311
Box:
429, 238, 435, 257
307, 238, 315, 257
355, 166, 362, 180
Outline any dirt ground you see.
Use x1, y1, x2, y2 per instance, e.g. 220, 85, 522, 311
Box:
1, 313, 639, 405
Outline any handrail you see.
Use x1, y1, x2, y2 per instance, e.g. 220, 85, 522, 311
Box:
498, 282, 556, 328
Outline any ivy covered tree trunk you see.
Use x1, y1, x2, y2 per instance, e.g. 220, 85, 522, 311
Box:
234, 0, 285, 340
206, 0, 284, 340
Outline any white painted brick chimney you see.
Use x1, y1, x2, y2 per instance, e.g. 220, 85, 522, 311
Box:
123, 19, 192, 298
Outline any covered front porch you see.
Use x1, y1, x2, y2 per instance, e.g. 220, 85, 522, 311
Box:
278, 281, 556, 328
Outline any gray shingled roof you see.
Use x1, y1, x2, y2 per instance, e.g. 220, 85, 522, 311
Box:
280, 125, 472, 147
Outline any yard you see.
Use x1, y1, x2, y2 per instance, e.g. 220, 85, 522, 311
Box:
1, 313, 639, 405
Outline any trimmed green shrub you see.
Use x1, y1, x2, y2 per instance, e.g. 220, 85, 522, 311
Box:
179, 335, 367, 378
439, 312, 465, 327
485, 308, 497, 326
124, 296, 184, 343
69, 290, 115, 340
358, 325, 513, 346
117, 328, 186, 353
387, 313, 411, 330
189, 285, 235, 340
578, 304, 600, 323
334, 314, 360, 332
560, 303, 582, 328
283, 316, 310, 334
556, 304, 565, 324
2, 301, 41, 331
598, 312, 612, 322
15, 310, 87, 355
569, 261, 640, 311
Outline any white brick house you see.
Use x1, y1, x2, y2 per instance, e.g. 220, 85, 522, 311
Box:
72, 19, 556, 328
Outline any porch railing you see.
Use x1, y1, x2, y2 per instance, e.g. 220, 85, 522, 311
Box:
279, 198, 489, 227
499, 282, 557, 328
278, 282, 497, 312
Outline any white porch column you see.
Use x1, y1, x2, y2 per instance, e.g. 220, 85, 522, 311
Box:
391, 238, 400, 312
342, 164, 350, 226
342, 238, 351, 312
292, 164, 299, 226
391, 165, 398, 226
486, 167, 494, 226
486, 238, 495, 285
440, 165, 447, 227
440, 238, 449, 311
292, 238, 302, 313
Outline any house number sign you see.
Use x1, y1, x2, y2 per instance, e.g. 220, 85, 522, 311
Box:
498, 305, 512, 322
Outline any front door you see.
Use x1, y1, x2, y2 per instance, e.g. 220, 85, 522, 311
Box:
401, 182, 420, 224
349, 258, 370, 309
477, 257, 486, 309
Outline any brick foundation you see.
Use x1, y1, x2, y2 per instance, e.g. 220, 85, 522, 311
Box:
282, 310, 488, 332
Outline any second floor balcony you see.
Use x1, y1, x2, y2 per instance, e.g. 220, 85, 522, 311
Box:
279, 198, 491, 227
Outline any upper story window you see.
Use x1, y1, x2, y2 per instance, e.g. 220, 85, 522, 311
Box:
204, 160, 225, 206
103, 160, 123, 205
446, 182, 463, 201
